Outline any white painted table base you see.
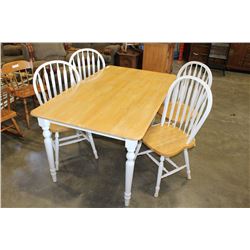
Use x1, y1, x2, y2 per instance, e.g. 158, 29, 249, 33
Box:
38, 117, 138, 206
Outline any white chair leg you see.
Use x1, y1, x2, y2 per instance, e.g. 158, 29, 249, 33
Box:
55, 132, 59, 171
87, 132, 98, 159
154, 156, 165, 197
76, 130, 81, 140
184, 149, 191, 180
134, 140, 142, 159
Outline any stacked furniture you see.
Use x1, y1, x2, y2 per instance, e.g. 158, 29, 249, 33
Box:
1, 44, 29, 65
187, 43, 250, 73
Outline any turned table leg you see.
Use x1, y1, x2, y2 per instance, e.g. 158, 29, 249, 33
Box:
38, 118, 56, 182
124, 139, 138, 207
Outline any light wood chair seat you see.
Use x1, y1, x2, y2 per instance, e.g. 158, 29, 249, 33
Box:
143, 124, 195, 157
157, 102, 190, 123
50, 123, 73, 133
1, 109, 17, 122
9, 84, 36, 98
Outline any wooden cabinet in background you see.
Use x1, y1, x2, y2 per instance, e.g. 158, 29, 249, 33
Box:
116, 49, 142, 69
227, 43, 250, 72
188, 43, 210, 64
142, 43, 174, 73
187, 43, 250, 73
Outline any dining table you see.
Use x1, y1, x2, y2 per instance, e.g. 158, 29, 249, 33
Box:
31, 65, 176, 206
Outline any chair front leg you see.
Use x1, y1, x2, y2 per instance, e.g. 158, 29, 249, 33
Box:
55, 132, 59, 171
184, 149, 191, 179
23, 98, 30, 128
154, 156, 165, 197
87, 132, 98, 159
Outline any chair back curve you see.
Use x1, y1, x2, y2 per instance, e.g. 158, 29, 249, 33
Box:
69, 48, 105, 80
177, 61, 213, 88
161, 75, 213, 144
33, 60, 80, 105
1, 60, 33, 89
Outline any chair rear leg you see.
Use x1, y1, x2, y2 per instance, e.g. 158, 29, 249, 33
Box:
87, 132, 98, 159
11, 118, 23, 137
154, 156, 165, 197
55, 132, 59, 171
184, 149, 191, 179
23, 98, 30, 128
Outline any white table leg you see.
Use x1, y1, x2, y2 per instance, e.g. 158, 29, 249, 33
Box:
38, 118, 57, 182
124, 139, 138, 207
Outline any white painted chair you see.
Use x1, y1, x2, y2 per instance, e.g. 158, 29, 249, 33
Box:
158, 61, 212, 117
136, 75, 213, 197
69, 48, 106, 80
33, 60, 98, 170
177, 61, 213, 87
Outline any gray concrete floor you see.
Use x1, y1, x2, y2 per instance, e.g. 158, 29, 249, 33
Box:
1, 64, 250, 207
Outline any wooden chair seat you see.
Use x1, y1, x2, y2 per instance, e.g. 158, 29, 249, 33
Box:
10, 84, 36, 98
50, 123, 73, 133
157, 102, 190, 123
1, 109, 17, 122
143, 124, 195, 157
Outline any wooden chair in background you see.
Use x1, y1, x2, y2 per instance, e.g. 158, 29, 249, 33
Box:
136, 76, 213, 197
69, 48, 105, 80
1, 60, 37, 128
1, 86, 23, 136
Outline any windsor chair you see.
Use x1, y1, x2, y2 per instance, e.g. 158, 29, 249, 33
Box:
1, 86, 23, 136
69, 48, 106, 80
157, 61, 212, 120
1, 60, 38, 128
136, 75, 213, 197
33, 60, 98, 171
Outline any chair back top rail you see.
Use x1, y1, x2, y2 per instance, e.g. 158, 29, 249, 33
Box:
32, 60, 81, 105
69, 48, 105, 80
1, 60, 33, 89
177, 61, 213, 88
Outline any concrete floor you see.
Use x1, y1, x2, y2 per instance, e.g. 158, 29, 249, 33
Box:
1, 65, 250, 207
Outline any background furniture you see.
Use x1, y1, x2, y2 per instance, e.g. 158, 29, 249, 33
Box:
1, 43, 121, 69
1, 44, 29, 65
1, 86, 23, 136
33, 60, 98, 171
142, 43, 174, 73
227, 43, 250, 72
69, 48, 106, 80
116, 48, 142, 69
186, 43, 250, 73
2, 60, 36, 128
208, 43, 230, 74
31, 66, 176, 206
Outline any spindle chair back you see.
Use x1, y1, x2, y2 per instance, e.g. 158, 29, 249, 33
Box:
161, 76, 213, 144
157, 61, 212, 123
33, 60, 81, 105
177, 61, 212, 88
69, 48, 105, 80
